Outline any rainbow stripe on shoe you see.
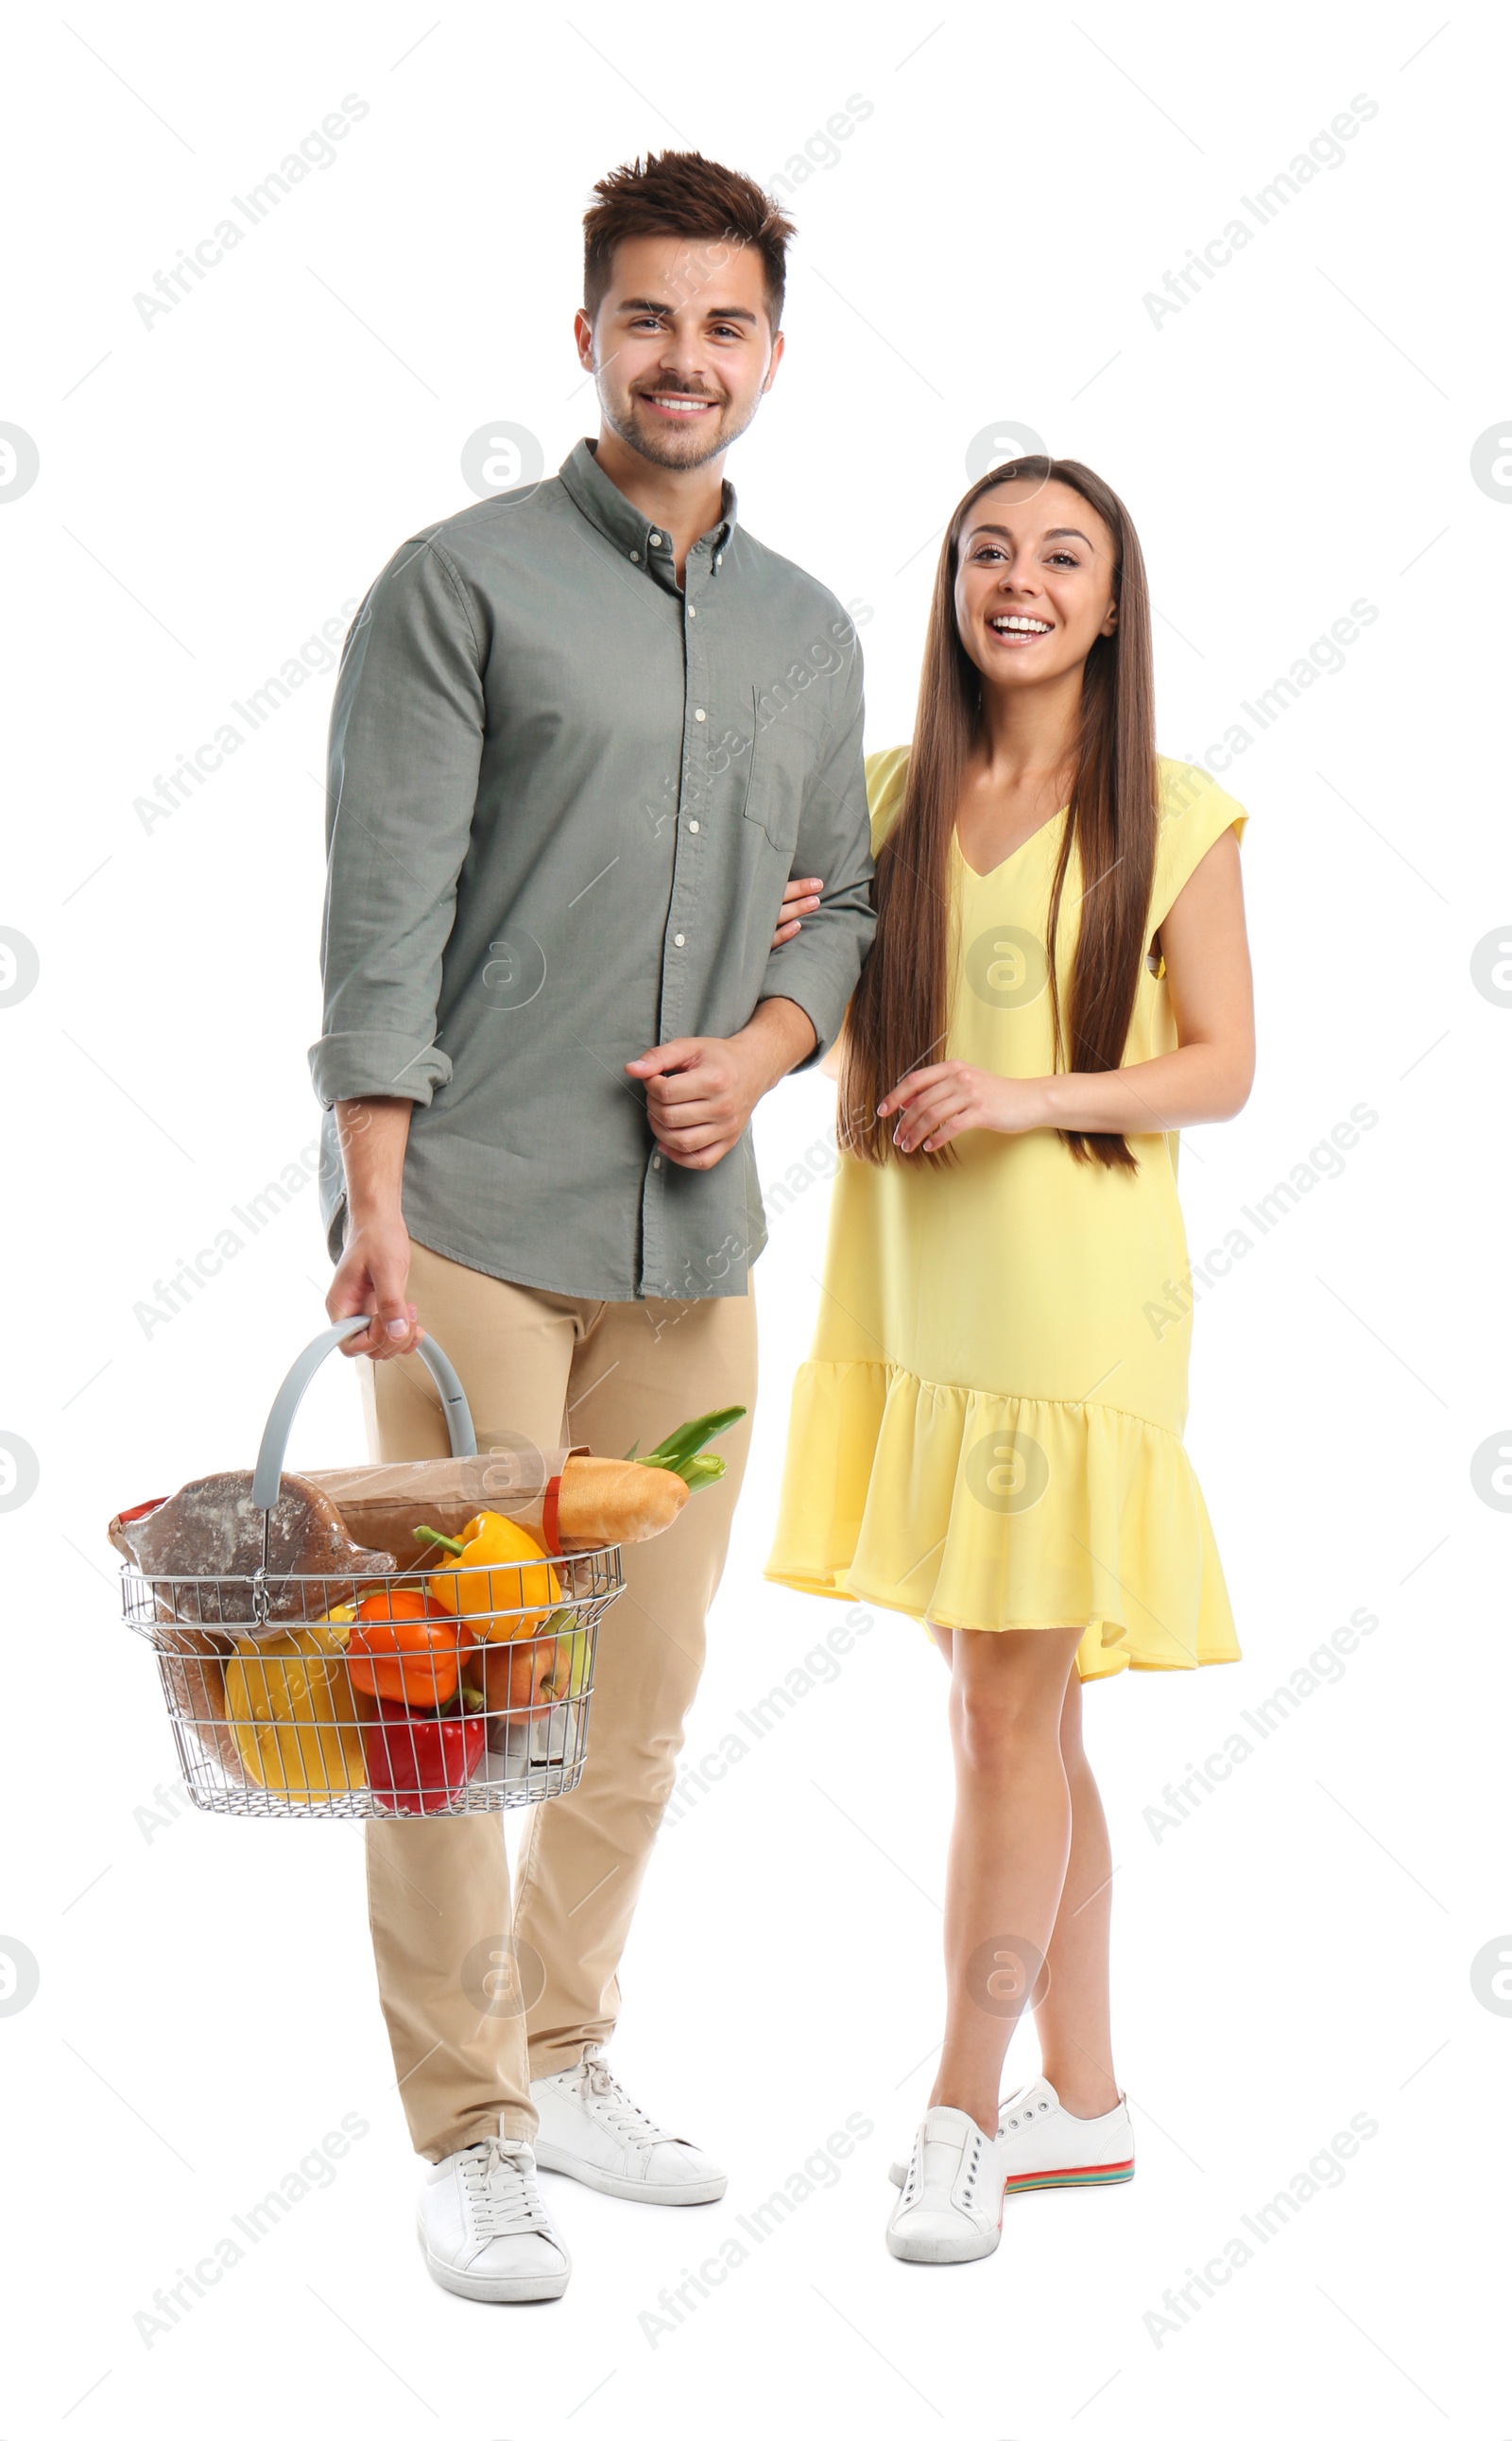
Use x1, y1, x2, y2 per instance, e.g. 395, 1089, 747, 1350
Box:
995, 2077, 1136, 2194
1003, 2155, 1135, 2195
889, 2079, 1138, 2199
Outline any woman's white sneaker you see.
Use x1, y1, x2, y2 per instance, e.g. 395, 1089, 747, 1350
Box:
887, 2076, 1134, 2198
417, 2133, 571, 2301
994, 2076, 1134, 2194
885, 2106, 1009, 2263
530, 2045, 727, 2204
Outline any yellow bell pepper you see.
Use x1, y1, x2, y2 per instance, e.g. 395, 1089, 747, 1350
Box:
415, 1513, 559, 1642
224, 1622, 373, 1799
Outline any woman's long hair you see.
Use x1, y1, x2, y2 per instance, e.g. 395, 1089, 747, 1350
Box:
838, 456, 1159, 1173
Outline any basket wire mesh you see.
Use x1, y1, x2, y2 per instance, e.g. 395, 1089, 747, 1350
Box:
122, 1546, 624, 1819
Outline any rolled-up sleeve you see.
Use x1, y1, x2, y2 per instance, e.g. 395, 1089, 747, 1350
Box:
309, 535, 486, 1109
757, 637, 875, 1066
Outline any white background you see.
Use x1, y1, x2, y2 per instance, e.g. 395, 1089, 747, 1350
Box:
2, 0, 1506, 2432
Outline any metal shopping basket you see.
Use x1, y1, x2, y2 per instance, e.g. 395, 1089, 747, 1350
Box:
118, 1315, 624, 1819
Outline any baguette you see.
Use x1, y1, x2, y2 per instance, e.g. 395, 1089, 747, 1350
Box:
557, 1456, 689, 1545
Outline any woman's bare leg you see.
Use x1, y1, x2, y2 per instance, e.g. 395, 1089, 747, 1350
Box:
929, 1624, 1083, 2133
1032, 1668, 1121, 2115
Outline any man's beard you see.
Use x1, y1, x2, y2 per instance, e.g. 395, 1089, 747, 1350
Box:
602, 384, 756, 472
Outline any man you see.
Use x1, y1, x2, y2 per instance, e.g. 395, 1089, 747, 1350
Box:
310, 150, 874, 2303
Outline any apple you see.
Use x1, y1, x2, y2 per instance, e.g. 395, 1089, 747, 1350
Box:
466, 1632, 561, 1719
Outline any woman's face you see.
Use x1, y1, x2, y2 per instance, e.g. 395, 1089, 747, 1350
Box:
954, 476, 1119, 693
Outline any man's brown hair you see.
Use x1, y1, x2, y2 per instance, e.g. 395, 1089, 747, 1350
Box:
583, 151, 795, 332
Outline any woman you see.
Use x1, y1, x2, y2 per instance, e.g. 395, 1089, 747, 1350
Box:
765, 456, 1254, 2264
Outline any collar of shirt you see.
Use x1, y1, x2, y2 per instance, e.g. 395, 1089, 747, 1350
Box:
557, 437, 737, 592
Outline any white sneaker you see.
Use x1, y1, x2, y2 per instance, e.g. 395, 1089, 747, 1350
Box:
530, 2044, 727, 2205
417, 2133, 571, 2301
888, 2075, 1135, 2198
885, 2106, 1009, 2263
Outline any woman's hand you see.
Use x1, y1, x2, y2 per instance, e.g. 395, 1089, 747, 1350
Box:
878, 831, 1256, 1154
879, 1062, 1046, 1154
771, 875, 823, 950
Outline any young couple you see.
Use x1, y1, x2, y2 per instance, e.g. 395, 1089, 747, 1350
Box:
313, 148, 1253, 2298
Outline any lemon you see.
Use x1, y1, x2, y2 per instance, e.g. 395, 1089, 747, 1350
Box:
224, 1622, 372, 1799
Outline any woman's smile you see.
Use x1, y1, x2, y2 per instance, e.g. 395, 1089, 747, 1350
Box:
985, 610, 1056, 648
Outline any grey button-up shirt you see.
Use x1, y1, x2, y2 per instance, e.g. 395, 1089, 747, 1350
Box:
310, 438, 874, 1300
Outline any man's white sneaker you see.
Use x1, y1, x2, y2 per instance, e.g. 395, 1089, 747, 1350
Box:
530, 2044, 727, 2205
417, 2133, 571, 2301
887, 2075, 1135, 2198
885, 2106, 1009, 2263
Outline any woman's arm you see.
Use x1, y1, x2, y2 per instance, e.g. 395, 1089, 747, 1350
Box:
882, 829, 1253, 1154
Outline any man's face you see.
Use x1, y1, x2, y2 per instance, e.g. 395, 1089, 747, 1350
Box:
576, 234, 783, 472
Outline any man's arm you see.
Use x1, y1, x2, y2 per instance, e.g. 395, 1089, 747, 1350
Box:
326, 1099, 424, 1356
624, 611, 874, 1169
310, 534, 486, 1354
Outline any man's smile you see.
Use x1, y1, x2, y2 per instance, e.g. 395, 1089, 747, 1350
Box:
637, 390, 722, 419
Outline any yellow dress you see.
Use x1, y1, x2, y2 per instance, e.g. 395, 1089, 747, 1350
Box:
765, 749, 1247, 1681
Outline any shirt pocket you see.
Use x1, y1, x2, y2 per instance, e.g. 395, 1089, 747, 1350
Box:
739, 685, 809, 856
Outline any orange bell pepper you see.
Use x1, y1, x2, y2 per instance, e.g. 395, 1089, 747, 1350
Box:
344, 1588, 474, 1710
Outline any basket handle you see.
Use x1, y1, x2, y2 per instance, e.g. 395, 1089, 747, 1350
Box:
251, 1317, 477, 1512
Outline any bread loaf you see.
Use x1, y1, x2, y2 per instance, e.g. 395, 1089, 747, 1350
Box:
108, 1470, 396, 1623
155, 1629, 251, 1786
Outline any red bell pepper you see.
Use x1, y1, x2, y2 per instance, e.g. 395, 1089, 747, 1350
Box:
365, 1687, 487, 1814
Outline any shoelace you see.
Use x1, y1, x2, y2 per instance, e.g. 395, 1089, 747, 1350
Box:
459, 2138, 554, 2241
576, 2049, 674, 2152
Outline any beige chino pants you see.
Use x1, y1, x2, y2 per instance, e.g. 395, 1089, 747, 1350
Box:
359, 1240, 757, 2160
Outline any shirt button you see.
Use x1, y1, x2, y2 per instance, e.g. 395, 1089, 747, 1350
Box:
687, 605, 696, 617
651, 1154, 662, 1170
688, 820, 699, 833
648, 530, 662, 545
629, 550, 640, 562
694, 708, 706, 722
673, 933, 686, 947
